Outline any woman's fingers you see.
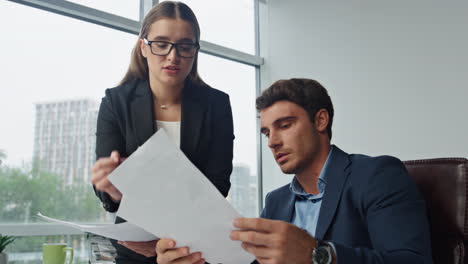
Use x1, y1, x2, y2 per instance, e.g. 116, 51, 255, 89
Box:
107, 185, 123, 201
110, 150, 120, 163
91, 158, 118, 183
91, 151, 123, 201
92, 167, 114, 186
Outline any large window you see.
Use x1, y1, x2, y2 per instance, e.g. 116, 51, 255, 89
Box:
163, 0, 255, 54
198, 54, 258, 217
67, 0, 140, 20
1, 0, 261, 262
0, 0, 135, 224
8, 235, 88, 264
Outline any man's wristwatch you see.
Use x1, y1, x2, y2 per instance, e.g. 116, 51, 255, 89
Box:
312, 241, 332, 264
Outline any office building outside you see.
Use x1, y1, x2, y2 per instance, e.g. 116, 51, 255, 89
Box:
33, 98, 98, 185
228, 164, 258, 217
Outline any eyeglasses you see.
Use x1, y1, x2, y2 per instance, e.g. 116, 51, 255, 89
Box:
143, 38, 199, 58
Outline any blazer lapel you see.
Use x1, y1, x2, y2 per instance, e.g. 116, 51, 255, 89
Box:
275, 190, 296, 222
180, 81, 206, 156
315, 145, 351, 240
130, 80, 155, 146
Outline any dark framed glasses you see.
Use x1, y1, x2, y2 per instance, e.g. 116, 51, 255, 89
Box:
143, 38, 199, 58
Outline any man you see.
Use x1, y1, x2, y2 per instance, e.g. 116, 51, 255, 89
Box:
155, 78, 432, 264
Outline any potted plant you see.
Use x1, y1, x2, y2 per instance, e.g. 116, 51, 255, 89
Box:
0, 234, 16, 264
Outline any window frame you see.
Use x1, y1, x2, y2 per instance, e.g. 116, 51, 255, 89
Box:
2, 0, 264, 236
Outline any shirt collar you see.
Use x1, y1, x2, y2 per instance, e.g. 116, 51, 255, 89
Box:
289, 146, 334, 200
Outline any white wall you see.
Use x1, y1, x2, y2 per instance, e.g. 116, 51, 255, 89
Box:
259, 0, 468, 197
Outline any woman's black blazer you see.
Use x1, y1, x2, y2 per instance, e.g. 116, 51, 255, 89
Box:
93, 78, 234, 263
94, 78, 234, 209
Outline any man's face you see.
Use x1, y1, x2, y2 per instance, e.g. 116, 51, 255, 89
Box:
260, 100, 321, 174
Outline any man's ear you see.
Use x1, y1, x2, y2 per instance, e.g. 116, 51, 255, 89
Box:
314, 109, 329, 133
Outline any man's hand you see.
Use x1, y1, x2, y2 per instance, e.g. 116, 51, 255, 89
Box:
230, 218, 317, 264
118, 240, 157, 257
155, 238, 205, 264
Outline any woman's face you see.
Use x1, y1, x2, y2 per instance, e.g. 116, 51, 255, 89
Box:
140, 18, 197, 88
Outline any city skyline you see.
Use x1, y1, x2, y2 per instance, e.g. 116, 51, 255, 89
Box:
30, 96, 257, 216
33, 98, 98, 185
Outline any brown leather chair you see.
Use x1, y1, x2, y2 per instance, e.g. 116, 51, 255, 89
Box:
403, 158, 468, 264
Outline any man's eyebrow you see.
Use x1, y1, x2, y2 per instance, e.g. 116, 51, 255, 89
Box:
260, 116, 296, 134
273, 116, 296, 126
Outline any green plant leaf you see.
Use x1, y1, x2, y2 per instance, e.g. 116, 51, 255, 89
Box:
0, 235, 16, 253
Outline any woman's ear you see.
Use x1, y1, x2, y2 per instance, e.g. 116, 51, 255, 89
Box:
139, 38, 147, 58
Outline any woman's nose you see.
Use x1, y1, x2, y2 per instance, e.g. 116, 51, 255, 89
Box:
167, 46, 180, 62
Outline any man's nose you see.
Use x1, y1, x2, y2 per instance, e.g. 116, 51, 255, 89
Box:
268, 131, 282, 150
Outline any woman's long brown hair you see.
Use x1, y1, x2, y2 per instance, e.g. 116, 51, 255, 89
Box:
119, 1, 205, 87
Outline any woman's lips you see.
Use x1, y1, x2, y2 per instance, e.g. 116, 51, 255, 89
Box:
163, 66, 180, 74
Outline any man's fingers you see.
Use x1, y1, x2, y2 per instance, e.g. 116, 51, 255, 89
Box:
172, 252, 202, 264
233, 218, 278, 233
241, 242, 271, 258
156, 239, 176, 254
165, 247, 190, 262
119, 240, 155, 248
230, 230, 270, 246
118, 240, 156, 257
157, 247, 191, 263
193, 258, 205, 264
255, 257, 270, 264
155, 240, 202, 264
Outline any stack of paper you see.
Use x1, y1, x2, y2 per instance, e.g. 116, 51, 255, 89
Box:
39, 130, 253, 264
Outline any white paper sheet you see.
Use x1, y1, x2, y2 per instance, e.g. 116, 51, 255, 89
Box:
37, 212, 157, 242
108, 130, 253, 264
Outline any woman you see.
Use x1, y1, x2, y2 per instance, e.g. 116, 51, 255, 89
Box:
90, 2, 234, 263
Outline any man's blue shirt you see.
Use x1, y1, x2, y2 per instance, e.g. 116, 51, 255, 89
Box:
290, 146, 333, 236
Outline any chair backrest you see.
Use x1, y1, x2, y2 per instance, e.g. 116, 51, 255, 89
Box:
403, 158, 468, 264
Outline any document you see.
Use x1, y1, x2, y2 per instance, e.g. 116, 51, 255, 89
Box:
37, 212, 157, 242
108, 130, 253, 264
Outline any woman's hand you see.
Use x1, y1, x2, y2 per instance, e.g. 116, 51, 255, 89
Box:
118, 240, 158, 257
156, 238, 205, 264
91, 150, 124, 202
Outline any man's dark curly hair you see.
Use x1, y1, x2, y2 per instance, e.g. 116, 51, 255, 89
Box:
256, 78, 334, 140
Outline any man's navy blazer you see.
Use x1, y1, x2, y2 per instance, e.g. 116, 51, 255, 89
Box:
261, 145, 433, 264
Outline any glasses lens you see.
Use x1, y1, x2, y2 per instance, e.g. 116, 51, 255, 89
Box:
151, 41, 172, 56
177, 44, 198, 58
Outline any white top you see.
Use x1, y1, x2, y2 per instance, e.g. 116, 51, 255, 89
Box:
155, 120, 181, 147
